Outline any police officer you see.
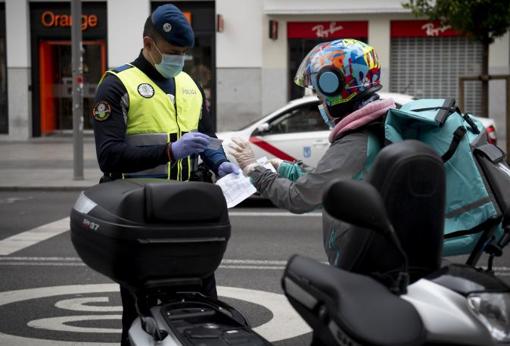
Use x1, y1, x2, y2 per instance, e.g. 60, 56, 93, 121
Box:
91, 4, 238, 344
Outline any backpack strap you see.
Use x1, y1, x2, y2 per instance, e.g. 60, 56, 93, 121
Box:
411, 98, 457, 125
412, 102, 480, 134
352, 121, 385, 180
442, 126, 467, 162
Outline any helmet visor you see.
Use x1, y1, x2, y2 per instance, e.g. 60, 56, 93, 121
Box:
294, 42, 331, 89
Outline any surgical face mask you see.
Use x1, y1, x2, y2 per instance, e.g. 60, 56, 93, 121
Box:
318, 104, 335, 129
151, 41, 185, 79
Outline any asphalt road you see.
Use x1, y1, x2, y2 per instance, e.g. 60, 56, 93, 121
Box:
0, 191, 325, 345
0, 191, 509, 346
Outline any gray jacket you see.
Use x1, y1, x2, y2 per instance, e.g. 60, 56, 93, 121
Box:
249, 130, 371, 266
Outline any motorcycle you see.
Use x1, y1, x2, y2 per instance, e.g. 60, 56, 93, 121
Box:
70, 140, 510, 345
70, 178, 271, 345
282, 140, 510, 346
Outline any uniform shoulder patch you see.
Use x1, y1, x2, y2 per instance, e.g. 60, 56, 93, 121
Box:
137, 83, 155, 98
92, 101, 112, 121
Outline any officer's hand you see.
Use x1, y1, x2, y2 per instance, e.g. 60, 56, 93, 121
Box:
229, 138, 257, 174
171, 132, 210, 160
217, 162, 240, 178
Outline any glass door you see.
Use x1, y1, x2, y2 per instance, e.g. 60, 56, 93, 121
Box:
185, 34, 214, 117
39, 40, 106, 135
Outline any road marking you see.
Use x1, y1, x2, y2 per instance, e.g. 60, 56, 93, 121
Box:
28, 315, 122, 334
0, 196, 34, 204
228, 211, 321, 217
0, 284, 310, 344
0, 218, 69, 255
223, 259, 288, 265
0, 257, 293, 270
221, 265, 285, 270
55, 297, 122, 312
0, 211, 319, 256
0, 256, 509, 276
0, 256, 80, 261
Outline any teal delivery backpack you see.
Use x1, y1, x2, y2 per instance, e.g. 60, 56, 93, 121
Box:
384, 98, 510, 263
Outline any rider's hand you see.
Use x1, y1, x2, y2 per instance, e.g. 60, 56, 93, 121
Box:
229, 138, 257, 174
269, 158, 283, 171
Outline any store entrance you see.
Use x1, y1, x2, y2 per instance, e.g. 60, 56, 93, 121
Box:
39, 40, 106, 135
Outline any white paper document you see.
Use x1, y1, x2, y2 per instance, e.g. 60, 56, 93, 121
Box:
215, 173, 257, 208
256, 157, 277, 173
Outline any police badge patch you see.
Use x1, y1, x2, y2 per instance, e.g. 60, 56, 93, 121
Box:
137, 83, 155, 98
92, 101, 111, 121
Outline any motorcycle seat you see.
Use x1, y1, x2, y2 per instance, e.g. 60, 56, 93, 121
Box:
283, 255, 426, 346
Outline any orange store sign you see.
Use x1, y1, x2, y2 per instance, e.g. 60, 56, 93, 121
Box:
41, 11, 98, 31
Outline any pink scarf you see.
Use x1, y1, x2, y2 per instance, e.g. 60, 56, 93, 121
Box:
329, 98, 396, 143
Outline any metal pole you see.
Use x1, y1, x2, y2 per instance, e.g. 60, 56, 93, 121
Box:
72, 0, 84, 180
458, 77, 465, 112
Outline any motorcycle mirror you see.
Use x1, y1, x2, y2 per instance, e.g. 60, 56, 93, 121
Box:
323, 179, 393, 236
323, 179, 411, 294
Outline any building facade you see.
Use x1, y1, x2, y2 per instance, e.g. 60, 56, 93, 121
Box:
0, 0, 509, 141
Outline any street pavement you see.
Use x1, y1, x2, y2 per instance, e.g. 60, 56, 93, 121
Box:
0, 191, 322, 345
0, 135, 101, 190
0, 136, 509, 345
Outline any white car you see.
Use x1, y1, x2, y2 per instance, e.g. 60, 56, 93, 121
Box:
218, 93, 497, 168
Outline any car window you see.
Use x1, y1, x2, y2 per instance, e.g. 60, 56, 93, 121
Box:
265, 104, 328, 135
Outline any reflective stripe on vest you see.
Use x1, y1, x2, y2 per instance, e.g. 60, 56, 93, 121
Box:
106, 65, 203, 180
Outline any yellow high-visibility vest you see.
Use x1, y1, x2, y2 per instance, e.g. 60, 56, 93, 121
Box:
106, 64, 203, 180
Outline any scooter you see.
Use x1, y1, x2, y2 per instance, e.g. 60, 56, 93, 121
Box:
70, 178, 271, 345
70, 140, 510, 345
282, 140, 510, 346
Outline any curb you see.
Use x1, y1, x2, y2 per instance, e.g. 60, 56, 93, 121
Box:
0, 185, 95, 192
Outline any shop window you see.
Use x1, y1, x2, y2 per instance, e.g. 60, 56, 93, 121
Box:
0, 3, 7, 134
30, 2, 107, 136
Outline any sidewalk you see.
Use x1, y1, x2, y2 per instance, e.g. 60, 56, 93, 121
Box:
0, 136, 102, 190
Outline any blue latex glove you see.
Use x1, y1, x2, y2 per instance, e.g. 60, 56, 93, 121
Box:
171, 132, 210, 160
218, 162, 240, 177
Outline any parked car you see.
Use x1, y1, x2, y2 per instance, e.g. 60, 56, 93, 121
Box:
218, 93, 497, 168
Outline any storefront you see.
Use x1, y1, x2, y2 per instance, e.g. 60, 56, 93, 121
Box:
286, 21, 368, 100
0, 2, 7, 134
30, 2, 107, 136
151, 1, 216, 127
389, 20, 483, 114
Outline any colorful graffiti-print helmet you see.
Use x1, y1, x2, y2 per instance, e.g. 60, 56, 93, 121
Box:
294, 39, 381, 107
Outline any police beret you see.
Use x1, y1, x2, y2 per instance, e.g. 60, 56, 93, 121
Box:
151, 4, 194, 48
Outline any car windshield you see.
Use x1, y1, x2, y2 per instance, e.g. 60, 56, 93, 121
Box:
235, 99, 320, 131
235, 116, 268, 131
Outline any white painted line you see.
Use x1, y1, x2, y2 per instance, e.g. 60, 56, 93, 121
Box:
221, 265, 285, 270
0, 256, 508, 276
55, 297, 122, 312
28, 315, 122, 334
0, 284, 310, 344
0, 256, 80, 261
222, 259, 288, 265
0, 218, 69, 255
0, 262, 85, 266
0, 257, 291, 266
228, 211, 321, 217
